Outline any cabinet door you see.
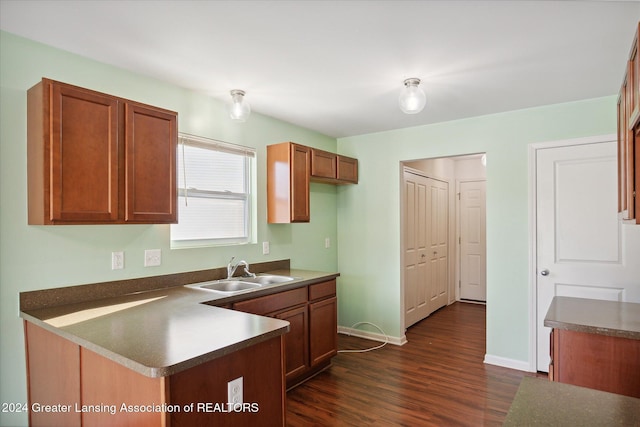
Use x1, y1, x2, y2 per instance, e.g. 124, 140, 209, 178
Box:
635, 126, 640, 224
267, 142, 310, 223
618, 90, 627, 213
124, 103, 177, 223
49, 82, 119, 222
629, 25, 639, 128
337, 155, 358, 183
309, 296, 338, 366
627, 70, 637, 221
276, 305, 309, 381
290, 144, 311, 222
311, 148, 337, 179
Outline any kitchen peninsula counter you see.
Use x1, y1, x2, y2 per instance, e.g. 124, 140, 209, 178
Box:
20, 264, 339, 426
20, 267, 338, 377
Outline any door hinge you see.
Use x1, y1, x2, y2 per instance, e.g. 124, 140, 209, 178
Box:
457, 192, 461, 200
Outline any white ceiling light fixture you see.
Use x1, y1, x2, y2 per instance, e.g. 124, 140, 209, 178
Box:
398, 78, 426, 114
227, 89, 251, 122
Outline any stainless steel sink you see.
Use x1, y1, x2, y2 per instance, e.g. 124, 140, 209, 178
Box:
185, 274, 297, 294
196, 280, 262, 293
240, 275, 297, 285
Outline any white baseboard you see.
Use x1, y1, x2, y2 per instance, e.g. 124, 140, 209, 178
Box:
338, 326, 407, 346
484, 354, 533, 372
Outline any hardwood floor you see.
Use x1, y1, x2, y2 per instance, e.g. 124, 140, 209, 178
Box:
286, 302, 542, 426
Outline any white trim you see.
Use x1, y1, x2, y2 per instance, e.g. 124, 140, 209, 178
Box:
527, 133, 617, 373
484, 354, 532, 372
338, 326, 407, 346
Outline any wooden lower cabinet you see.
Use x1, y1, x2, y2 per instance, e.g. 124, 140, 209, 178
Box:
276, 305, 309, 382
309, 297, 338, 366
550, 328, 640, 398
232, 280, 338, 389
24, 322, 285, 427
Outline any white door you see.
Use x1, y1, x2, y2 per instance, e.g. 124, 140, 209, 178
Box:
427, 178, 449, 314
535, 139, 624, 371
459, 180, 486, 301
404, 170, 449, 327
404, 171, 430, 327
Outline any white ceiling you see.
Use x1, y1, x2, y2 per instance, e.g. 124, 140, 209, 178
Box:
1, 1, 639, 138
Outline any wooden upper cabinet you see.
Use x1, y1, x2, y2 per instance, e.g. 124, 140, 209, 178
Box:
268, 142, 358, 222
124, 102, 177, 223
618, 87, 627, 214
629, 23, 640, 129
28, 80, 119, 224
27, 78, 177, 225
310, 148, 337, 180
617, 23, 640, 224
267, 142, 310, 223
337, 155, 358, 183
310, 148, 358, 184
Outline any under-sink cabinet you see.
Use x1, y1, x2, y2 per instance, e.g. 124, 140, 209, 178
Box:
232, 280, 338, 389
27, 78, 178, 224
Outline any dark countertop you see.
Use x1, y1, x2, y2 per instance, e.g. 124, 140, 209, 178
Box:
504, 377, 640, 426
544, 296, 640, 340
20, 269, 338, 378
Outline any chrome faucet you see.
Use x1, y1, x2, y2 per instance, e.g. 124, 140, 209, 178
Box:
226, 257, 256, 279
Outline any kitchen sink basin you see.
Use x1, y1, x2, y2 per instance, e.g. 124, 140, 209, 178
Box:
196, 281, 262, 293
240, 275, 297, 285
185, 274, 298, 294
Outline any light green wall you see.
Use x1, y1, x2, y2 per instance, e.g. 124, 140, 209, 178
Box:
336, 96, 617, 363
0, 31, 337, 427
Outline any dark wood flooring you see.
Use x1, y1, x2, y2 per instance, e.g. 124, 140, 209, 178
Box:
286, 302, 542, 426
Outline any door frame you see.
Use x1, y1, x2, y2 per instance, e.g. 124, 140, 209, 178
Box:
527, 133, 616, 372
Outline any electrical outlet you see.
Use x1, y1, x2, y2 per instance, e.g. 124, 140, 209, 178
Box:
262, 241, 270, 255
144, 249, 161, 267
111, 251, 124, 270
325, 237, 331, 249
227, 376, 243, 406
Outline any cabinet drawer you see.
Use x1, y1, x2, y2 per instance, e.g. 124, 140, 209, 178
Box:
233, 287, 307, 315
309, 279, 336, 301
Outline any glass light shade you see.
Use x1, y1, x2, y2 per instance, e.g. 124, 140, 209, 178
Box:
227, 89, 251, 122
398, 78, 426, 114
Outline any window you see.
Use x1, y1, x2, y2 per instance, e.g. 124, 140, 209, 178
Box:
171, 134, 256, 248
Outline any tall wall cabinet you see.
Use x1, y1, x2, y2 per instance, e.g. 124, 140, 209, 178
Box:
27, 78, 178, 225
618, 22, 640, 224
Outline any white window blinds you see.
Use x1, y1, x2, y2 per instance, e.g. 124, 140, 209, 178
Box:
170, 134, 255, 247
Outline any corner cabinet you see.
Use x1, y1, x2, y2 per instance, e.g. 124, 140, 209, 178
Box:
617, 22, 640, 223
267, 142, 358, 223
27, 78, 177, 225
